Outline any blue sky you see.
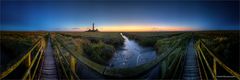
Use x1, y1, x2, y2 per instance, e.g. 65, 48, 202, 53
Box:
1, 0, 239, 31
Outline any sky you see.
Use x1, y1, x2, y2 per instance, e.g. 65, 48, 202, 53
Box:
1, 0, 239, 31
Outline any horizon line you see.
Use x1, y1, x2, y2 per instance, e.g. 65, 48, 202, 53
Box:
1, 30, 239, 32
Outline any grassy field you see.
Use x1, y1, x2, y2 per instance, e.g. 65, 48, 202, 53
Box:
54, 33, 117, 65
55, 32, 125, 65
124, 32, 183, 46
59, 32, 124, 47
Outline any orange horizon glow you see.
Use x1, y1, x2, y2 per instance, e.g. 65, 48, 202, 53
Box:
71, 25, 194, 32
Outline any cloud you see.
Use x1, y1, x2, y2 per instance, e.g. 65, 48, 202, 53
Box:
72, 28, 80, 29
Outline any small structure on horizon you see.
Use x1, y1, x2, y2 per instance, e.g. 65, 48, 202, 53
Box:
86, 23, 99, 32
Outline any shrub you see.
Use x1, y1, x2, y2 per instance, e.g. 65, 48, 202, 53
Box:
83, 42, 115, 65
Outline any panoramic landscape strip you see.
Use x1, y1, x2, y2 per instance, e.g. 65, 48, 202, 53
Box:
1, 0, 239, 79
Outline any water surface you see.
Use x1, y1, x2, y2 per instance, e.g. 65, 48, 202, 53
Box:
108, 33, 157, 68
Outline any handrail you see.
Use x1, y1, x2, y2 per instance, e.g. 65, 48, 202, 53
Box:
49, 36, 70, 79
56, 43, 80, 80
55, 47, 70, 79
162, 33, 191, 78
197, 42, 216, 80
173, 47, 186, 78
195, 42, 208, 79
195, 40, 240, 79
22, 39, 45, 79
31, 47, 44, 80
52, 37, 80, 80
200, 40, 240, 79
0, 38, 43, 79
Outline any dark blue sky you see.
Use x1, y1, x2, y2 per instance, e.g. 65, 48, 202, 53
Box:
1, 0, 239, 31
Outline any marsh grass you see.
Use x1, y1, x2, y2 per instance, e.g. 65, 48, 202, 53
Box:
124, 32, 183, 46
59, 32, 124, 47
55, 33, 116, 65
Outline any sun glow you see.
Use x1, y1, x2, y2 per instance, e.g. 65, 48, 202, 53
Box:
98, 25, 193, 32
69, 25, 194, 32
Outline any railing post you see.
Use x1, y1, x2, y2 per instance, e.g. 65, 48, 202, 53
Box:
213, 58, 217, 79
161, 61, 167, 78
28, 53, 32, 80
70, 55, 77, 80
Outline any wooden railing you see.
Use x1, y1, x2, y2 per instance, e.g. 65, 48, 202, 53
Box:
51, 35, 80, 80
0, 38, 46, 79
195, 40, 240, 80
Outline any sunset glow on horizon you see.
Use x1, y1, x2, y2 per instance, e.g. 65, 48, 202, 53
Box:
69, 25, 195, 32
101, 26, 194, 32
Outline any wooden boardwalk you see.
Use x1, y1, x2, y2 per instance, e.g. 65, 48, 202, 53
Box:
41, 38, 58, 80
183, 38, 200, 80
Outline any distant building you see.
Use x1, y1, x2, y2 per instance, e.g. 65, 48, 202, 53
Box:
86, 23, 99, 32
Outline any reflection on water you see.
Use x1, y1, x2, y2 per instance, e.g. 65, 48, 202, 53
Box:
108, 33, 156, 68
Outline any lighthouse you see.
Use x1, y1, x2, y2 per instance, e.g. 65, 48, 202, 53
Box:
92, 23, 95, 30
86, 22, 99, 32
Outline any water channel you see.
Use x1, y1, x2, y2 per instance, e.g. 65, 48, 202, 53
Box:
108, 33, 157, 68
